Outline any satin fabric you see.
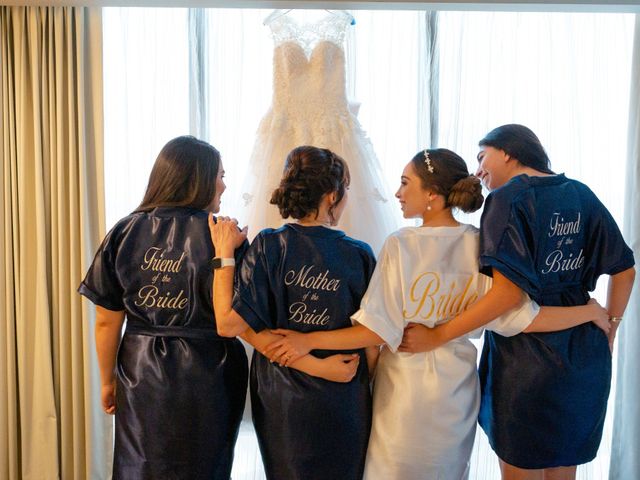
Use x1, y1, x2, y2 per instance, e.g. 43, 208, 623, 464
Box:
478, 174, 635, 468
351, 225, 537, 480
233, 223, 375, 480
79, 207, 249, 479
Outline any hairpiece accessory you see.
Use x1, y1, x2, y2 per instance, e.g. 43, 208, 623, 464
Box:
424, 150, 434, 173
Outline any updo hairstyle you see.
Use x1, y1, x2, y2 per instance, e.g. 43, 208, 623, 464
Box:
410, 148, 484, 213
270, 146, 350, 222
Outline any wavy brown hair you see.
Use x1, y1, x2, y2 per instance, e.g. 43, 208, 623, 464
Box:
136, 136, 220, 212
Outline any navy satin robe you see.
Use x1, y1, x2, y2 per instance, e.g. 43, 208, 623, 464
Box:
233, 223, 375, 480
477, 174, 635, 468
79, 207, 248, 480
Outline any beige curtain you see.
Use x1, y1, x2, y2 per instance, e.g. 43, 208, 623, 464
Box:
0, 7, 110, 480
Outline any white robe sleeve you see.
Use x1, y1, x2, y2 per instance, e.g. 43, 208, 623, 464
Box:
478, 274, 540, 337
351, 237, 406, 351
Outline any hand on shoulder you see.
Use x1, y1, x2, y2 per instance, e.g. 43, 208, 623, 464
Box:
209, 214, 248, 255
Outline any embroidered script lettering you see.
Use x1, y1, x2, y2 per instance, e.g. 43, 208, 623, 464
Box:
548, 212, 581, 238
284, 264, 341, 291
284, 264, 342, 327
136, 247, 189, 310
542, 211, 585, 275
403, 272, 478, 321
141, 247, 186, 273
288, 302, 330, 325
135, 285, 189, 309
541, 249, 585, 274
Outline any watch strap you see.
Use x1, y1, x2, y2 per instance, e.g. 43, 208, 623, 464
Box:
212, 257, 235, 269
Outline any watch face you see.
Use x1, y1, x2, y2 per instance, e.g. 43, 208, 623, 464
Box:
212, 257, 234, 269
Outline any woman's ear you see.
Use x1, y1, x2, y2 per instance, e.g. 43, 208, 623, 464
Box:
329, 191, 338, 204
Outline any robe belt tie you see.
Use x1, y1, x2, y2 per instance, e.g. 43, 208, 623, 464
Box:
126, 322, 226, 340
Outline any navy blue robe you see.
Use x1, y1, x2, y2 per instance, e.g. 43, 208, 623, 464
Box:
233, 223, 375, 480
79, 207, 248, 480
477, 174, 635, 468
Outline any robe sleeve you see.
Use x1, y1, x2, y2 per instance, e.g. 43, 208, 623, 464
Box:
583, 191, 635, 281
465, 273, 538, 338
479, 189, 540, 297
78, 224, 126, 311
361, 243, 377, 284
232, 233, 274, 332
233, 238, 250, 297
351, 236, 405, 352
486, 295, 539, 336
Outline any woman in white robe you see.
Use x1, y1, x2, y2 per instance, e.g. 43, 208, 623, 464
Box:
265, 148, 610, 480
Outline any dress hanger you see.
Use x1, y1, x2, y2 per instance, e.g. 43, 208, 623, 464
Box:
263, 9, 289, 25
326, 10, 356, 25
264, 9, 355, 26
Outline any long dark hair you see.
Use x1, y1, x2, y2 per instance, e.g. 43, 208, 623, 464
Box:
479, 124, 554, 174
136, 136, 220, 212
410, 148, 484, 213
270, 146, 350, 223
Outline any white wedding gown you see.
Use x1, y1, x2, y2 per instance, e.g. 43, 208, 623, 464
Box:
240, 11, 397, 255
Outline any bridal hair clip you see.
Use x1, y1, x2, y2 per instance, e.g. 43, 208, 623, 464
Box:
424, 150, 434, 173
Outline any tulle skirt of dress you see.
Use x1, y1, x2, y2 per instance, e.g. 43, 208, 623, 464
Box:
238, 105, 398, 256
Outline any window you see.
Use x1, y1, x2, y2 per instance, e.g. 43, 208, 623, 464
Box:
103, 8, 634, 479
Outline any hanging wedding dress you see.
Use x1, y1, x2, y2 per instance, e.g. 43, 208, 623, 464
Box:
240, 10, 397, 255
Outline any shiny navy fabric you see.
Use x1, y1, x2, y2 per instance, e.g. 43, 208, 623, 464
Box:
79, 207, 248, 480
233, 223, 375, 480
477, 175, 635, 468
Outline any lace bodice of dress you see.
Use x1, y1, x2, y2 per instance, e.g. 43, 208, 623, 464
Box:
268, 11, 351, 55
267, 12, 352, 121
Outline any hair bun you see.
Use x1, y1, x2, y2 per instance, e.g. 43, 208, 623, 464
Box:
447, 175, 484, 213
269, 146, 349, 221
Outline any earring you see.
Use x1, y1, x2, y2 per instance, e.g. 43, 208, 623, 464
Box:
426, 201, 432, 211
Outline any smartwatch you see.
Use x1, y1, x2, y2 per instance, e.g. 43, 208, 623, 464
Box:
212, 257, 235, 270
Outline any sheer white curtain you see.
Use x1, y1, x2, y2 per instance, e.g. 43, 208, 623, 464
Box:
103, 7, 190, 228
437, 11, 635, 479
102, 8, 634, 480
201, 8, 272, 223
348, 11, 426, 188
610, 14, 640, 480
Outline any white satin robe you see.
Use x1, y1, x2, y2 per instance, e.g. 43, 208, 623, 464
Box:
351, 225, 539, 480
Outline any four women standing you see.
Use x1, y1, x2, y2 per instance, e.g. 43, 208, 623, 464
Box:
80, 125, 634, 480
